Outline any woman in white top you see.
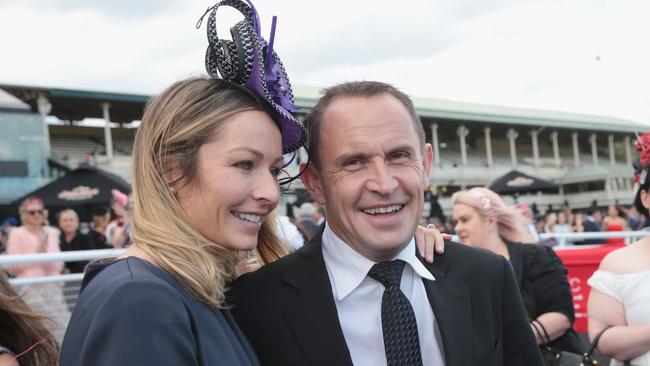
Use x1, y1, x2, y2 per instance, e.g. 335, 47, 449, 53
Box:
588, 132, 650, 365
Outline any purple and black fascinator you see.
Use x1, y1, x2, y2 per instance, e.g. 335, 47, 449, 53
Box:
197, 0, 306, 154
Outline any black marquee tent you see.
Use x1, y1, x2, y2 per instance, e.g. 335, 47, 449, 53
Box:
488, 170, 559, 195
9, 164, 130, 222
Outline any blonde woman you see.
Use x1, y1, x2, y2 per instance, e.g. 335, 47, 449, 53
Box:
59, 74, 301, 365
452, 187, 585, 355
6, 196, 70, 345
6, 197, 62, 279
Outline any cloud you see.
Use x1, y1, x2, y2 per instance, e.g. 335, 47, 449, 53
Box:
0, 0, 649, 123
0, 0, 177, 20
273, 0, 539, 74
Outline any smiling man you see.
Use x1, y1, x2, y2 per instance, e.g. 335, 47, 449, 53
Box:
230, 81, 543, 366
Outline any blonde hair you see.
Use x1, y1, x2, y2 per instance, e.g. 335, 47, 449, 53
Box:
451, 187, 534, 243
18, 196, 44, 224
131, 77, 288, 307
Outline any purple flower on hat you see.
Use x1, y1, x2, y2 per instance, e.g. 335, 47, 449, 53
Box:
200, 0, 306, 154
263, 18, 299, 113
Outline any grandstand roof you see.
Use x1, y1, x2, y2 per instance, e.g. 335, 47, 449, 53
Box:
1, 83, 645, 132
0, 84, 149, 124
0, 88, 30, 112
292, 85, 646, 133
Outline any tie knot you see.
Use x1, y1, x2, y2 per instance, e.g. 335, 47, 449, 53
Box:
368, 260, 406, 288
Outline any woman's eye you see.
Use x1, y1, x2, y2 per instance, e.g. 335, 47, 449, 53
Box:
236, 161, 253, 170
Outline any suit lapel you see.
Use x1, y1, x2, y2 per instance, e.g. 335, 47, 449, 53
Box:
282, 235, 353, 366
420, 250, 472, 366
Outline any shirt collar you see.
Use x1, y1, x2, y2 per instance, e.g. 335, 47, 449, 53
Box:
322, 223, 435, 301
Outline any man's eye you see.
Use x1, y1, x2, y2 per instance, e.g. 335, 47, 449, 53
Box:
344, 159, 362, 167
390, 152, 410, 161
270, 167, 282, 177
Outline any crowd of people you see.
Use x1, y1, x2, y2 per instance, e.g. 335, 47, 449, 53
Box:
532, 203, 646, 246
0, 190, 133, 362
425, 201, 648, 247
1, 1, 649, 365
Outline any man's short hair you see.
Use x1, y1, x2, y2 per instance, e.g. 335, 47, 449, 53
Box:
299, 202, 317, 220
304, 81, 425, 168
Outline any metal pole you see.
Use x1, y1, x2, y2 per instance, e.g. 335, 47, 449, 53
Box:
101, 102, 114, 161
36, 93, 52, 159
590, 133, 599, 166
551, 131, 561, 168
625, 135, 632, 166
531, 130, 540, 168
572, 133, 580, 168
507, 128, 518, 167
484, 127, 493, 167
431, 123, 440, 168
457, 125, 468, 167
608, 134, 616, 166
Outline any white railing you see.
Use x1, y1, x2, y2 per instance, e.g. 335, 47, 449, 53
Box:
1, 248, 128, 345
447, 229, 648, 247
3, 230, 649, 286
539, 230, 649, 246
1, 249, 125, 285
0, 231, 647, 343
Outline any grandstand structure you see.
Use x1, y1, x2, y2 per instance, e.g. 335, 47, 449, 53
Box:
1, 83, 647, 212
295, 86, 646, 210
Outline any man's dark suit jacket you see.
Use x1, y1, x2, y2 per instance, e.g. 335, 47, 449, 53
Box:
578, 218, 606, 245
230, 234, 544, 366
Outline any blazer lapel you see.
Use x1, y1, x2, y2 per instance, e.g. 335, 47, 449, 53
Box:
505, 241, 524, 286
281, 235, 353, 366
420, 250, 472, 366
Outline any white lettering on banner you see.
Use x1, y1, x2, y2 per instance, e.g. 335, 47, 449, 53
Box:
58, 186, 100, 201
568, 276, 587, 321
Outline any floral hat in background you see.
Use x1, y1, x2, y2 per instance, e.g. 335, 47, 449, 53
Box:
632, 132, 650, 215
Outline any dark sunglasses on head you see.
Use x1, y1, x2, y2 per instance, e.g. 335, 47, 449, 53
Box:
26, 209, 44, 216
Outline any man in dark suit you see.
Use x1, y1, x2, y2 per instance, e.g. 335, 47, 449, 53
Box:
230, 81, 543, 365
580, 209, 606, 245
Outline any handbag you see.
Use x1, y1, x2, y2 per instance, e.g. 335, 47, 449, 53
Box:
580, 325, 631, 366
530, 320, 605, 366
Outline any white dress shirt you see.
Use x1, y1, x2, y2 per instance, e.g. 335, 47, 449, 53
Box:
322, 224, 446, 366
275, 215, 304, 251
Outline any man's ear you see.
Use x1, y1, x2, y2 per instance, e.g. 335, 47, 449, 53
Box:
300, 163, 326, 205
420, 143, 433, 188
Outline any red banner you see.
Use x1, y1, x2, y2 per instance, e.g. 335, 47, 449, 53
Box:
554, 244, 624, 332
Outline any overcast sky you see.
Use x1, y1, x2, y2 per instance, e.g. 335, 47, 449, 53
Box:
1, 0, 649, 124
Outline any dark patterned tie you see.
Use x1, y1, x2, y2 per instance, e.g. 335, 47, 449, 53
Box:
368, 260, 423, 366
